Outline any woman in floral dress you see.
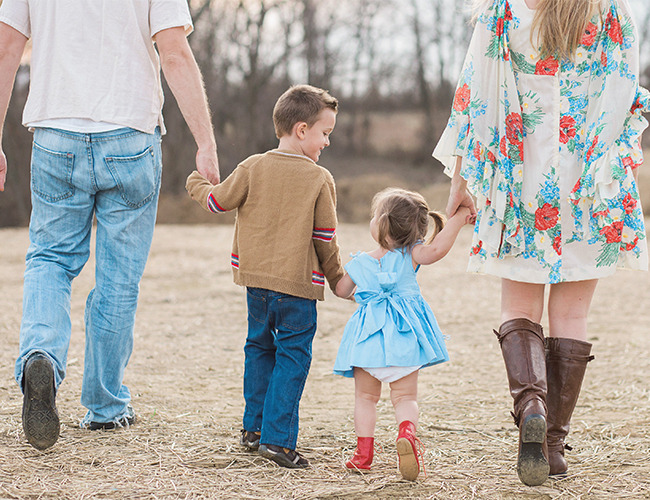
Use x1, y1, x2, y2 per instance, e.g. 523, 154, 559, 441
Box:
434, 0, 648, 486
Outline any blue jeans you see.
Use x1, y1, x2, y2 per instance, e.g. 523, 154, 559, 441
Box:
243, 287, 317, 450
15, 127, 162, 426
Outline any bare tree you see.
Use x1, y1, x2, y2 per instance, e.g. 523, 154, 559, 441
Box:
410, 0, 436, 157
229, 1, 298, 153
300, 0, 338, 90
336, 0, 389, 154
639, 8, 650, 88
9, 0, 644, 224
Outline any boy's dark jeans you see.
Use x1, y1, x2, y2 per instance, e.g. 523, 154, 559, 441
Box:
243, 287, 317, 450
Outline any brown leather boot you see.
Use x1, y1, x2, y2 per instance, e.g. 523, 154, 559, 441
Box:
545, 337, 594, 476
495, 318, 549, 486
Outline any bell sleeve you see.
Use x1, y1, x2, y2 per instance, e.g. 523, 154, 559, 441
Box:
433, 0, 528, 256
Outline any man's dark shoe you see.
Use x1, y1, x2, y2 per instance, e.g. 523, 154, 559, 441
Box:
240, 429, 261, 450
22, 353, 60, 450
259, 444, 310, 468
87, 404, 136, 430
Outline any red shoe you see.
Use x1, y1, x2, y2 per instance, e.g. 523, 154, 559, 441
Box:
396, 420, 424, 480
345, 436, 374, 470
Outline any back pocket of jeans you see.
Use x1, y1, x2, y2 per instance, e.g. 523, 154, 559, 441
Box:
31, 143, 75, 202
278, 296, 315, 331
247, 288, 268, 324
105, 146, 160, 208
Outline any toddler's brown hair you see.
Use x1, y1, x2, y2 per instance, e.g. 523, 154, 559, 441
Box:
371, 187, 445, 251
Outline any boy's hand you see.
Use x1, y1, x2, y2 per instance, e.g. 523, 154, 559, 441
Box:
185, 170, 212, 203
335, 274, 356, 299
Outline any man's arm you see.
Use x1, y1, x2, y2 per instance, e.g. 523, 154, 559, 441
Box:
0, 22, 28, 192
154, 26, 220, 184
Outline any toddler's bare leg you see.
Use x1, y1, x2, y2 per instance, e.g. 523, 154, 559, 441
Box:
391, 371, 421, 481
353, 368, 381, 437
389, 370, 418, 426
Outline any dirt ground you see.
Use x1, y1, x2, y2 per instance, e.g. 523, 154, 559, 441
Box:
1, 221, 649, 499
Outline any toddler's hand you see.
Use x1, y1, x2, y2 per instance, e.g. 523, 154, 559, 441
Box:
453, 206, 474, 224
335, 274, 356, 299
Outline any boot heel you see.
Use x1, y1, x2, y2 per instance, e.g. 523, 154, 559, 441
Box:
518, 414, 549, 486
521, 413, 546, 443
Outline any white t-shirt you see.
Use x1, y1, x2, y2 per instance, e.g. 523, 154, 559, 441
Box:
0, 0, 193, 134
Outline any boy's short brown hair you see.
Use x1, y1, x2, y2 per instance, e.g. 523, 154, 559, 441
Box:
273, 84, 338, 138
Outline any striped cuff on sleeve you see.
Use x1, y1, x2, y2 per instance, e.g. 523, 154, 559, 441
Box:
207, 193, 227, 213
312, 227, 335, 242
312, 271, 325, 286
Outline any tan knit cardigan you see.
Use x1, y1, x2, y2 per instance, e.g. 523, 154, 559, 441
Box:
185, 150, 345, 300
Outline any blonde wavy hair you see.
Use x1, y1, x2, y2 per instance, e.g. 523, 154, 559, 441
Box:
533, 0, 603, 59
371, 188, 445, 251
472, 0, 604, 60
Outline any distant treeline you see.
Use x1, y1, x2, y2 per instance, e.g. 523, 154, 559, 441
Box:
1, 0, 649, 226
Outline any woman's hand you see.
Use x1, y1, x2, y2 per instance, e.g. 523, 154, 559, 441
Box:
447, 183, 476, 220
451, 205, 473, 225
446, 157, 477, 220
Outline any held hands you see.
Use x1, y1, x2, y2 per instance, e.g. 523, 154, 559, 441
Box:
335, 274, 356, 300
450, 205, 476, 225
0, 150, 7, 192
446, 182, 477, 221
196, 148, 220, 185
447, 158, 477, 221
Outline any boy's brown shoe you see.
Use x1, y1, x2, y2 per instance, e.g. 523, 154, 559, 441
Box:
240, 429, 261, 450
259, 444, 309, 468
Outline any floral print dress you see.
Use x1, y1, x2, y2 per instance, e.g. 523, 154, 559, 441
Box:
434, 0, 649, 283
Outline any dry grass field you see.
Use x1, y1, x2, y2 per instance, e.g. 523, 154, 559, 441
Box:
1, 212, 649, 498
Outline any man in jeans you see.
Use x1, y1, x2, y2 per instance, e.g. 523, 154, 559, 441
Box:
0, 0, 219, 450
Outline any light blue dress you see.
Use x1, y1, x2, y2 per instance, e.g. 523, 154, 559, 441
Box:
333, 249, 449, 379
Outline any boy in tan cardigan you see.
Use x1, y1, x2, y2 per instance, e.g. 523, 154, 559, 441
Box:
186, 85, 344, 468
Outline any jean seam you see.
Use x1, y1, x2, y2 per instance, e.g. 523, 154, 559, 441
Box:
38, 128, 151, 142
287, 372, 308, 448
244, 289, 316, 449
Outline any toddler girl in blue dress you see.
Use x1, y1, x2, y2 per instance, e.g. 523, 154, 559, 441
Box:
334, 187, 472, 480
